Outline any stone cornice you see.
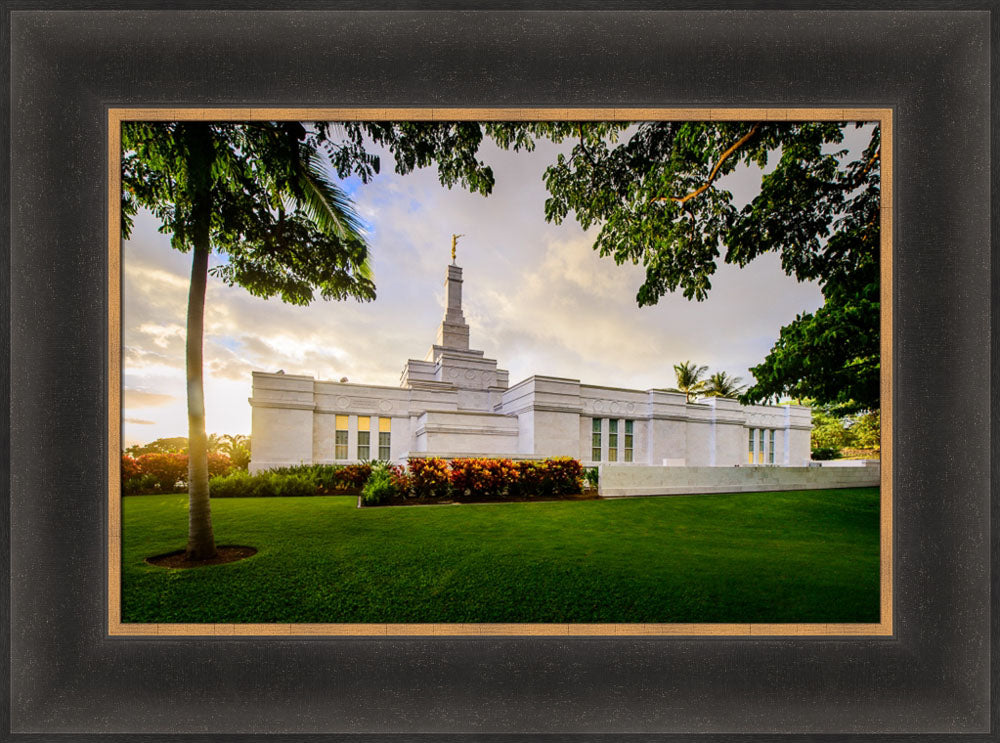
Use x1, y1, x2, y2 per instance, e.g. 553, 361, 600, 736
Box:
414, 424, 518, 437
580, 383, 657, 396
252, 370, 314, 380
418, 408, 516, 421
247, 398, 315, 411
502, 402, 584, 416
313, 380, 407, 393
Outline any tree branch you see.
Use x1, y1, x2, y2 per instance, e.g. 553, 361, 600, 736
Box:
651, 124, 760, 205
854, 146, 880, 185
578, 124, 597, 168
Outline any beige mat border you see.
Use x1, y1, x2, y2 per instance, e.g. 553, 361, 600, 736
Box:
107, 107, 892, 638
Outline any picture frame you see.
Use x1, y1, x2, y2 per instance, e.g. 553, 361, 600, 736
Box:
108, 105, 892, 638
5, 4, 994, 738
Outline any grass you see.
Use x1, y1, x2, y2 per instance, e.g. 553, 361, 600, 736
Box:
121, 488, 880, 624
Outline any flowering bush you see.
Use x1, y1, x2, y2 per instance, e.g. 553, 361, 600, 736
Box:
542, 457, 584, 496
206, 451, 233, 477
121, 454, 141, 482
120, 451, 232, 494
512, 460, 543, 498
136, 452, 188, 492
407, 457, 451, 499
338, 463, 373, 490
449, 458, 520, 500
388, 463, 410, 495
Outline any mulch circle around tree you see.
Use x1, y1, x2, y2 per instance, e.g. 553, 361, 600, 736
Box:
145, 546, 257, 569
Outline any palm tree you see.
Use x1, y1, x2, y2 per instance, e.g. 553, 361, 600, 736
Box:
122, 122, 373, 561
219, 434, 252, 470
704, 371, 748, 399
668, 361, 709, 402
206, 432, 223, 454
219, 433, 249, 453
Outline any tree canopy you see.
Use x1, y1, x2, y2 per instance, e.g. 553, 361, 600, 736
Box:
810, 407, 881, 455
486, 121, 881, 413
125, 436, 189, 457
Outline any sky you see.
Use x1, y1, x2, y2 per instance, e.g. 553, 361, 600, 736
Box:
122, 125, 866, 448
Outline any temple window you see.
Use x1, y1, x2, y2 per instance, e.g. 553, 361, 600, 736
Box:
335, 414, 349, 460
357, 416, 371, 460
378, 417, 391, 460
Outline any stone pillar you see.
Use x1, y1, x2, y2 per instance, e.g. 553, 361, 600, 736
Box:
435, 263, 471, 350
445, 264, 463, 319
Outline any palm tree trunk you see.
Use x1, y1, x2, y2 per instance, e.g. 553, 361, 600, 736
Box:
183, 122, 216, 561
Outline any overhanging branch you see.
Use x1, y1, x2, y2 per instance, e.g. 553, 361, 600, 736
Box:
578, 124, 597, 168
651, 124, 760, 206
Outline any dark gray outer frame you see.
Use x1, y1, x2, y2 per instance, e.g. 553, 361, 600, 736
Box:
4, 3, 995, 739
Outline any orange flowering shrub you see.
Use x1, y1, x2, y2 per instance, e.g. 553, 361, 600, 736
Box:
136, 452, 188, 491
512, 460, 543, 498
121, 454, 141, 482
541, 457, 584, 496
122, 451, 232, 493
449, 458, 520, 500
407, 457, 451, 499
206, 451, 233, 477
388, 463, 410, 495
339, 463, 373, 490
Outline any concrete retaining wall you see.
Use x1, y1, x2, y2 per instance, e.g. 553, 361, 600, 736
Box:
599, 462, 880, 497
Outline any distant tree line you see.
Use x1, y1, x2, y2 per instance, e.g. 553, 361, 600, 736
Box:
809, 408, 880, 459
126, 433, 251, 471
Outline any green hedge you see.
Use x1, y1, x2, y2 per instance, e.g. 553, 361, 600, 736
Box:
209, 470, 316, 498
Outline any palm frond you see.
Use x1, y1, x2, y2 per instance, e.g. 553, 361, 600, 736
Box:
297, 150, 366, 241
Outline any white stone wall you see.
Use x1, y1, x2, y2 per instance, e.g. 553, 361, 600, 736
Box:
579, 384, 648, 421
788, 427, 812, 466
413, 410, 519, 455
684, 420, 714, 466
388, 416, 412, 462
578, 416, 593, 463
646, 416, 686, 465
599, 462, 880, 497
518, 411, 535, 455
250, 406, 313, 472
312, 412, 335, 463
530, 409, 582, 458
250, 375, 815, 471
456, 388, 494, 412
713, 419, 746, 467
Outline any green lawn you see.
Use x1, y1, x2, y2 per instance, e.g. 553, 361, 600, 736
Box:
121, 488, 880, 624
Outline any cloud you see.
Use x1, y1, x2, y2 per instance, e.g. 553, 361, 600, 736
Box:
123, 388, 177, 408
124, 417, 156, 425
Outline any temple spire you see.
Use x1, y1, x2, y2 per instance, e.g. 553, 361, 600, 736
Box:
435, 247, 470, 351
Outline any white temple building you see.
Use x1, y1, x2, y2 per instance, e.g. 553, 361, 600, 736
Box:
249, 258, 812, 473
